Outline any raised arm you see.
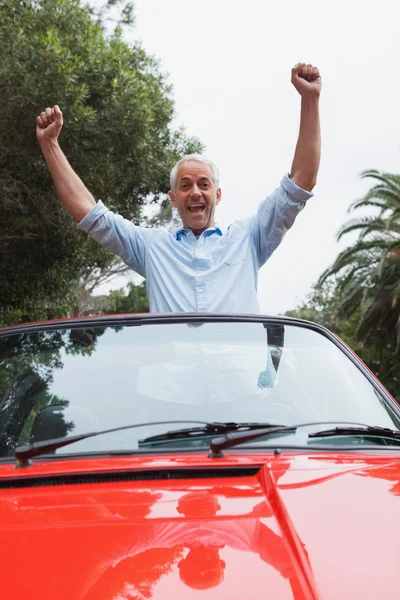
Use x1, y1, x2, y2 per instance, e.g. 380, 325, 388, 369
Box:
36, 105, 96, 222
290, 63, 321, 191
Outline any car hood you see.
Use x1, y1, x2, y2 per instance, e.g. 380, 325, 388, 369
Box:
0, 451, 400, 599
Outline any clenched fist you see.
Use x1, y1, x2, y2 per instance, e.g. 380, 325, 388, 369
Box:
291, 63, 321, 98
36, 105, 63, 143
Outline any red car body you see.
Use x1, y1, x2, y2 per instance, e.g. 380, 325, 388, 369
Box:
0, 314, 399, 599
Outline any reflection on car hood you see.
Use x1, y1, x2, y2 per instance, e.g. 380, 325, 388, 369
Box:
0, 451, 400, 599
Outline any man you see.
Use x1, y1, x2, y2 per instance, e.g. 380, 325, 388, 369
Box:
36, 62, 321, 313
76, 490, 308, 598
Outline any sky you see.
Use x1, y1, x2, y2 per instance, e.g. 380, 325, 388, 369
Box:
97, 0, 400, 314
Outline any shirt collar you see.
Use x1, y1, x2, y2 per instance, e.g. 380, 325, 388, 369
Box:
174, 223, 223, 240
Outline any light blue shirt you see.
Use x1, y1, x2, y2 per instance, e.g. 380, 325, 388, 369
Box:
78, 174, 312, 313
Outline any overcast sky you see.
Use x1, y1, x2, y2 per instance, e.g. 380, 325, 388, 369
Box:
98, 0, 400, 314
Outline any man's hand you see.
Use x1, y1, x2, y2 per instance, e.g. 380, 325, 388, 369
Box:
291, 63, 321, 98
35, 104, 96, 221
36, 105, 63, 144
289, 63, 321, 190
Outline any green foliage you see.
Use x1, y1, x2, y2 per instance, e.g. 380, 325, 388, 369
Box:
285, 279, 339, 329
285, 279, 400, 400
0, 0, 202, 325
100, 281, 149, 314
0, 327, 105, 454
319, 170, 400, 346
286, 171, 400, 402
312, 170, 400, 400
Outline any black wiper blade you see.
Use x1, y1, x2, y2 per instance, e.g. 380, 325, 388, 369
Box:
14, 420, 212, 468
208, 421, 377, 458
139, 422, 284, 446
309, 425, 400, 442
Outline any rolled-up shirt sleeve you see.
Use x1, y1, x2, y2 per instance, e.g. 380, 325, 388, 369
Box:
251, 174, 313, 268
77, 200, 148, 277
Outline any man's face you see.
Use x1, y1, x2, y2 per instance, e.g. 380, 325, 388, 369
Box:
168, 161, 222, 235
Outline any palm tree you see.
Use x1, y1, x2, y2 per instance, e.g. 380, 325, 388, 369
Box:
319, 169, 400, 345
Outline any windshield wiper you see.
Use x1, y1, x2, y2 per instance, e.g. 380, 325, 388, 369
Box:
207, 420, 386, 458
13, 420, 284, 468
309, 425, 400, 443
16, 420, 396, 468
138, 422, 284, 446
13, 420, 212, 468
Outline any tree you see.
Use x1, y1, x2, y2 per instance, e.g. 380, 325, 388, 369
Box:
319, 170, 400, 345
285, 279, 340, 329
104, 281, 149, 313
0, 0, 201, 325
285, 278, 400, 399
287, 169, 400, 399
0, 326, 107, 455
285, 278, 363, 346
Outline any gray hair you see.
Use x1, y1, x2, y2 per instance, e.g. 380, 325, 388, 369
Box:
170, 154, 220, 193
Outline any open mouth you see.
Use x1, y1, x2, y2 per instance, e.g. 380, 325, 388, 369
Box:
188, 205, 205, 214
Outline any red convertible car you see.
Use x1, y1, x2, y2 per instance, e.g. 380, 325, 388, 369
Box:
0, 312, 399, 599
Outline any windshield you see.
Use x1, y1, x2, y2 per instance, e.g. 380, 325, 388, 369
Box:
0, 320, 399, 456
